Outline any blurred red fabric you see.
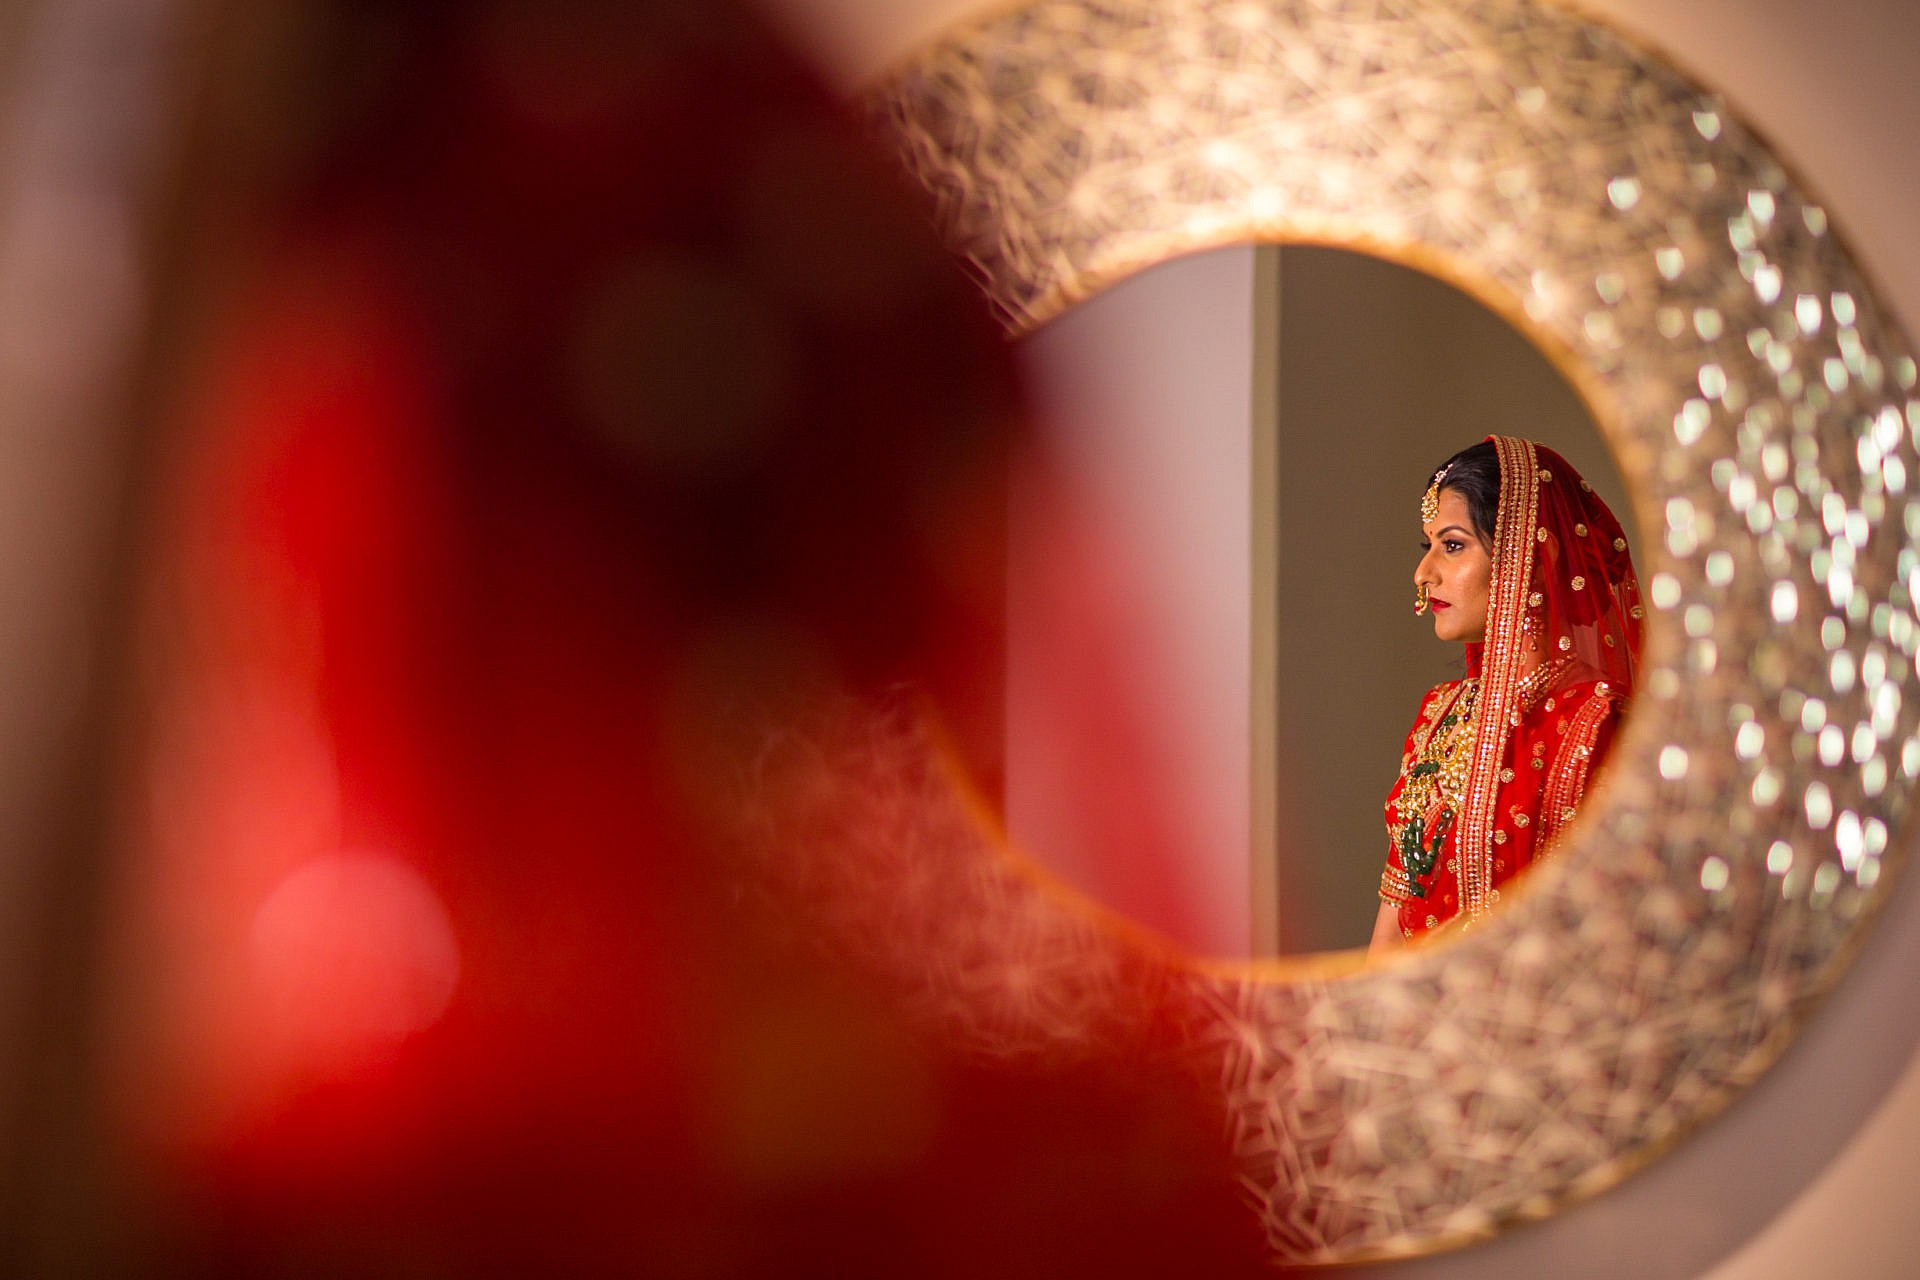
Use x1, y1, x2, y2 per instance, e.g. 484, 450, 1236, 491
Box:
121, 2, 1275, 1275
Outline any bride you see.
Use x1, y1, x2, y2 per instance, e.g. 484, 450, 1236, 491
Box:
1371, 437, 1644, 954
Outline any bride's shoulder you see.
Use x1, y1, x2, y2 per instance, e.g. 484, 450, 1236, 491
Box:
1552, 667, 1628, 708
1411, 678, 1468, 717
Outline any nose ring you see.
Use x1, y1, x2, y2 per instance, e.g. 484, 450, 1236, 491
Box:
1414, 583, 1429, 616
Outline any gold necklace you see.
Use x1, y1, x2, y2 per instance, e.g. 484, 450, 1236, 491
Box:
1392, 679, 1479, 887
1392, 654, 1577, 894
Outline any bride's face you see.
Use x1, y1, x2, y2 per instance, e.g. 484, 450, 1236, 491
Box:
1416, 488, 1492, 645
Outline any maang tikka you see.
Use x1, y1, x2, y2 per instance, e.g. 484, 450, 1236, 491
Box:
1415, 466, 1448, 616
1420, 465, 1449, 526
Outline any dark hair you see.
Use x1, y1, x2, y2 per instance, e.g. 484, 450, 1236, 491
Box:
1426, 440, 1500, 545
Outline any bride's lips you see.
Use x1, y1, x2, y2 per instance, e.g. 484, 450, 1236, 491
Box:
1429, 598, 1452, 610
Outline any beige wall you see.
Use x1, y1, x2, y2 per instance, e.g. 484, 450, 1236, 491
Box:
757, 0, 1920, 1274
1008, 246, 1258, 957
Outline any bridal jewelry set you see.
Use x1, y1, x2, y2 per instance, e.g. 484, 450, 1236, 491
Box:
1413, 465, 1450, 616
1391, 641, 1573, 894
1392, 679, 1477, 890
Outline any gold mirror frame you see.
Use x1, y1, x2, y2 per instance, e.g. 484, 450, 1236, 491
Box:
761, 0, 1920, 1264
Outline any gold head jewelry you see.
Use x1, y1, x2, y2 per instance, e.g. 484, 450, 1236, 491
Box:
1414, 584, 1429, 616
1421, 465, 1450, 526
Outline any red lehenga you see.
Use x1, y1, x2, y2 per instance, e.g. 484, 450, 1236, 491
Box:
1380, 438, 1644, 941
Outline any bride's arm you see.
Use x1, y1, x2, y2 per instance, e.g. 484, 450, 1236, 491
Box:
1367, 902, 1401, 957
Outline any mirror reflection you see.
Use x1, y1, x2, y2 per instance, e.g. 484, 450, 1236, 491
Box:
1368, 435, 1642, 954
1268, 246, 1639, 956
1007, 244, 1642, 959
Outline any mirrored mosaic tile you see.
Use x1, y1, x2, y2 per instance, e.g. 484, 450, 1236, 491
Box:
817, 0, 1920, 1264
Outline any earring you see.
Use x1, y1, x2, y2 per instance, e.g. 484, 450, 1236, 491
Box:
1414, 584, 1429, 616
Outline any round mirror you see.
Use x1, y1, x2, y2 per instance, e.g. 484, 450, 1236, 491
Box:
841, 0, 1920, 1264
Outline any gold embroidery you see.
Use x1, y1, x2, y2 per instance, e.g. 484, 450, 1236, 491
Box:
1571, 575, 1586, 590
1574, 522, 1588, 537
1378, 860, 1419, 904
1541, 686, 1621, 849
1513, 653, 1573, 711
1456, 437, 1540, 923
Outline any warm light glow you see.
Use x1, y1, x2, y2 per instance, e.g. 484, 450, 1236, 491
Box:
249, 853, 460, 1071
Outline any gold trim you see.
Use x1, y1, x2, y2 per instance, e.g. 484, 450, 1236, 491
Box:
1458, 437, 1538, 922
1542, 686, 1619, 848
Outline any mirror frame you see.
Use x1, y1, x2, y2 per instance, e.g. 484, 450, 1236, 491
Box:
792, 0, 1920, 1263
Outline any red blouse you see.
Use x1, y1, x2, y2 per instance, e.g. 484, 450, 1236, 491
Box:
1379, 672, 1623, 941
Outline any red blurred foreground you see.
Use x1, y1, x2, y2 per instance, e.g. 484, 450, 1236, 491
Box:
107, 2, 1277, 1274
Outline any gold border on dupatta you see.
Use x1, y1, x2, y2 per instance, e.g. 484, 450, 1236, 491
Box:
1459, 437, 1539, 923
1542, 689, 1620, 848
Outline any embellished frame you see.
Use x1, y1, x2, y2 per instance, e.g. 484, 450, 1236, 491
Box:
840, 0, 1920, 1264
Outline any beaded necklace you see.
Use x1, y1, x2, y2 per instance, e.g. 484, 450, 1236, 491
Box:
1391, 654, 1572, 895
1392, 680, 1478, 891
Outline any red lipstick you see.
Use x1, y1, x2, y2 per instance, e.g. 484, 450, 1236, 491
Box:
1430, 598, 1452, 610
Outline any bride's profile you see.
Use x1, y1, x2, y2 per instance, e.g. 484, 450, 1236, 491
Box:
1372, 437, 1644, 955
